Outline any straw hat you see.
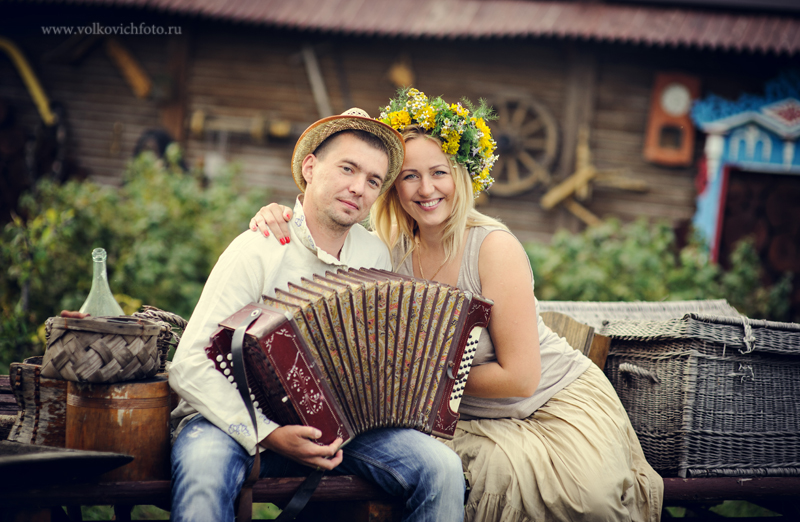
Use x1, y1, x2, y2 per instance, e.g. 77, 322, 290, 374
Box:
291, 108, 404, 195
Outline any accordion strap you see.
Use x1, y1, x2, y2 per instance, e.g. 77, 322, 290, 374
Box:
230, 307, 325, 522
231, 308, 263, 522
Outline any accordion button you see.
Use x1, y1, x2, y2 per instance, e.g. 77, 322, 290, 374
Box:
250, 394, 256, 400
220, 362, 227, 369
253, 401, 259, 407
281, 396, 289, 403
227, 354, 233, 361
216, 355, 223, 362
223, 369, 230, 376
227, 375, 234, 382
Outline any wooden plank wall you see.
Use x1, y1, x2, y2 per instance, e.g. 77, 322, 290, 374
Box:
2, 14, 793, 246
0, 34, 168, 186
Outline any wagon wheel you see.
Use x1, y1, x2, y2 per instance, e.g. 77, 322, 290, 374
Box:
486, 95, 559, 197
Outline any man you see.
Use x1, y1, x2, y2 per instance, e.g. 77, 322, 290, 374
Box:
168, 109, 465, 522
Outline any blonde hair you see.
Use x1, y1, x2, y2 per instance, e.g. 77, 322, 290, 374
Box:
370, 125, 508, 270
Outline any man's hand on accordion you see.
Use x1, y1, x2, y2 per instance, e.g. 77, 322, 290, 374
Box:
259, 426, 344, 470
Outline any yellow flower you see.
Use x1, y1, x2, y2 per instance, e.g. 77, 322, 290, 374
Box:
450, 103, 470, 117
443, 136, 460, 155
472, 178, 482, 194
417, 105, 437, 129
387, 110, 411, 129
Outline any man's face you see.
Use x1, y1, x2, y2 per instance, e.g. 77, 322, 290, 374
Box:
302, 133, 389, 232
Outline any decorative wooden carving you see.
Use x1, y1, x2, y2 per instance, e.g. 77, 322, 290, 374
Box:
486, 94, 559, 196
644, 72, 701, 166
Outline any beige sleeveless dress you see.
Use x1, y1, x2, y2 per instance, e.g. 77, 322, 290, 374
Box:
395, 226, 663, 522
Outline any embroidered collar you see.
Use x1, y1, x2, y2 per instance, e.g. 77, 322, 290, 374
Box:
291, 196, 347, 266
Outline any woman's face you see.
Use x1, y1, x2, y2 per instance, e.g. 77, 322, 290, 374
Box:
395, 137, 456, 232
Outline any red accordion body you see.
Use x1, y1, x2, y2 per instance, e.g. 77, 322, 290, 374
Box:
205, 268, 492, 446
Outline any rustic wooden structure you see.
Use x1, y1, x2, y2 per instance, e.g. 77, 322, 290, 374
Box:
691, 73, 800, 314
1, 1, 798, 242
540, 125, 648, 226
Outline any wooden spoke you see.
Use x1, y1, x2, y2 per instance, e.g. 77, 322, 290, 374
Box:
493, 156, 505, 178
517, 149, 541, 171
511, 103, 528, 128
518, 150, 551, 184
497, 103, 510, 129
519, 117, 544, 137
522, 138, 546, 150
507, 157, 520, 183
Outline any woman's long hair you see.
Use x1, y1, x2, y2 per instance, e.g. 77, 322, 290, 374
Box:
370, 125, 508, 270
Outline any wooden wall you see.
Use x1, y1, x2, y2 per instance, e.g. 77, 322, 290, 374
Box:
0, 33, 168, 187
1, 9, 793, 245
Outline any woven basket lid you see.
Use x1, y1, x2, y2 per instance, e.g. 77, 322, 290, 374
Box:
42, 316, 162, 384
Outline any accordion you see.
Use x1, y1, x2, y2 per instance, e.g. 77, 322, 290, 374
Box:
204, 268, 492, 446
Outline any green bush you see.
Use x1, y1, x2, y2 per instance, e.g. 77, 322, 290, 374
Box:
1, 147, 270, 372
525, 218, 793, 322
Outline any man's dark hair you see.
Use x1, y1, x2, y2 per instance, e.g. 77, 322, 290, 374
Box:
313, 129, 388, 162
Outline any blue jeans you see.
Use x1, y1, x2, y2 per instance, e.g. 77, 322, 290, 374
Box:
170, 414, 465, 522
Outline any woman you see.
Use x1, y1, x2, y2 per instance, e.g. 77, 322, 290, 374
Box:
251, 89, 663, 522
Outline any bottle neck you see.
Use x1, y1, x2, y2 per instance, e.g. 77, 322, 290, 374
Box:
93, 258, 108, 284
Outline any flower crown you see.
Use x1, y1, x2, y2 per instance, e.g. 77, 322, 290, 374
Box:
379, 88, 498, 196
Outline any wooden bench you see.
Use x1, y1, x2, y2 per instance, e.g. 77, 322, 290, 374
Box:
3, 312, 799, 521
2, 474, 799, 521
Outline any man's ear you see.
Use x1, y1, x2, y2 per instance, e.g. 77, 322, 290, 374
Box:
301, 154, 316, 186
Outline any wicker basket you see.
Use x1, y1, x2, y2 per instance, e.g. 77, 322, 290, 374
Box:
132, 306, 187, 372
601, 313, 800, 478
41, 316, 162, 384
538, 299, 740, 330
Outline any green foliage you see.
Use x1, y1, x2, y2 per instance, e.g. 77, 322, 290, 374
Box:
78, 503, 279, 520
525, 218, 793, 322
1, 150, 270, 372
664, 500, 780, 518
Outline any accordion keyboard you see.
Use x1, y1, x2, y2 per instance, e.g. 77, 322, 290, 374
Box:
449, 326, 481, 414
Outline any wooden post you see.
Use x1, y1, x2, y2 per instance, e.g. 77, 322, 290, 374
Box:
557, 44, 597, 232
302, 45, 333, 119
160, 34, 191, 142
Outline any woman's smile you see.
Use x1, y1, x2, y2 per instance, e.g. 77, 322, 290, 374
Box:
417, 198, 444, 210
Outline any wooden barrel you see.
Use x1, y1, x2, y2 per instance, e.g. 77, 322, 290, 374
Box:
65, 375, 170, 481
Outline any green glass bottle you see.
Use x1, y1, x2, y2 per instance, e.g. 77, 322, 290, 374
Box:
79, 248, 125, 317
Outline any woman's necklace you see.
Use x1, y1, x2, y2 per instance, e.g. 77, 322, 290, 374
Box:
416, 236, 447, 281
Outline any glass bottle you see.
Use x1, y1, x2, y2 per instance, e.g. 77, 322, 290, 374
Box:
79, 248, 125, 317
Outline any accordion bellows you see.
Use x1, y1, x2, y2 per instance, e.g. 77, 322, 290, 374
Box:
205, 268, 492, 445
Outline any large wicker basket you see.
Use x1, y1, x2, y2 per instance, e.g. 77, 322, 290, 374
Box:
41, 316, 162, 384
601, 313, 800, 478
538, 299, 740, 330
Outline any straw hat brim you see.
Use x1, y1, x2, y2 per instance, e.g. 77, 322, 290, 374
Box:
291, 111, 404, 195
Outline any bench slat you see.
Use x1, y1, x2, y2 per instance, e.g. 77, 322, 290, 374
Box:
0, 476, 393, 508
2, 476, 799, 509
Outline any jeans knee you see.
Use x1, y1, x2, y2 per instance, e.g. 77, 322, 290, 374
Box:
171, 417, 249, 521
422, 445, 465, 495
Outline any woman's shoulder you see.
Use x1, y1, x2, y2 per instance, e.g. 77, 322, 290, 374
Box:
472, 226, 522, 254
475, 227, 531, 287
